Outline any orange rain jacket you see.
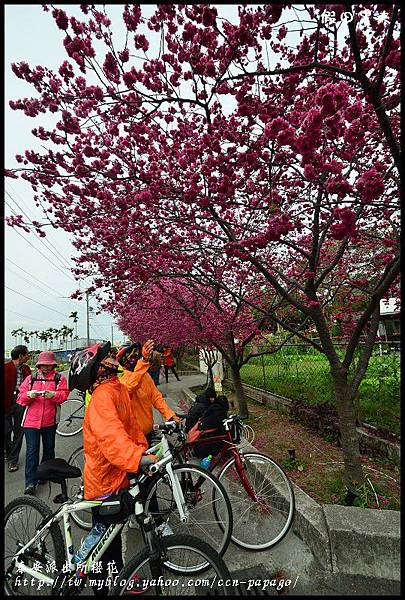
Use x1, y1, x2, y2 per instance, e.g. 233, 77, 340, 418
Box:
120, 368, 176, 435
83, 378, 148, 500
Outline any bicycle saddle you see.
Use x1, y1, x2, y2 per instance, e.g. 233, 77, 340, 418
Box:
36, 458, 81, 483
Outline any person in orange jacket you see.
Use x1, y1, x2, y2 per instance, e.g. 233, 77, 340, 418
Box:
118, 341, 180, 437
68, 341, 157, 596
118, 340, 181, 531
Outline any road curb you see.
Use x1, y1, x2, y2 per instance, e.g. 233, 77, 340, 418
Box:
181, 385, 401, 584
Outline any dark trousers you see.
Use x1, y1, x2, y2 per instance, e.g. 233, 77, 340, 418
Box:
89, 506, 123, 596
149, 368, 160, 386
164, 365, 180, 383
5, 401, 25, 465
24, 425, 56, 487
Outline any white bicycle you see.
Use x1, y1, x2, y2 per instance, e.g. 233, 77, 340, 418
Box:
68, 423, 233, 561
4, 423, 232, 596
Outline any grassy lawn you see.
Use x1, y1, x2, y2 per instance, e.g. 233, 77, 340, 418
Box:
240, 353, 400, 435
187, 384, 400, 510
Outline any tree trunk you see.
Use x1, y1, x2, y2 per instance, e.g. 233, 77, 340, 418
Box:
331, 366, 366, 492
230, 364, 249, 418
175, 346, 186, 370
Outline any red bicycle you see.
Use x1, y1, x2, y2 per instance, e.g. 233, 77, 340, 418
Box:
161, 413, 295, 551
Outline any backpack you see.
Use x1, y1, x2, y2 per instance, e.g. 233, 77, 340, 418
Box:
187, 421, 218, 444
23, 372, 63, 427
29, 372, 62, 390
186, 397, 229, 458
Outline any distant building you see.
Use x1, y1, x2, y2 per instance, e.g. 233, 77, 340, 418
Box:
379, 299, 400, 343
70, 338, 107, 350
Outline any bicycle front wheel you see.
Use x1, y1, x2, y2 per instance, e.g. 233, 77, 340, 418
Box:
4, 496, 64, 596
217, 452, 295, 550
67, 446, 92, 531
143, 465, 232, 572
56, 398, 84, 436
110, 534, 232, 596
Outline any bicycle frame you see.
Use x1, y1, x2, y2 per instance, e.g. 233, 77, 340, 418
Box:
175, 418, 258, 503
12, 493, 133, 584
11, 431, 189, 586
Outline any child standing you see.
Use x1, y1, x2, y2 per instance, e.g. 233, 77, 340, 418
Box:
17, 351, 69, 495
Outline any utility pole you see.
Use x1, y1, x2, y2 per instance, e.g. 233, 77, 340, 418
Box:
111, 324, 114, 346
86, 292, 90, 346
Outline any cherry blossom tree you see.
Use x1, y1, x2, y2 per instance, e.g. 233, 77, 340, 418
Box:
6, 4, 400, 494
113, 274, 287, 417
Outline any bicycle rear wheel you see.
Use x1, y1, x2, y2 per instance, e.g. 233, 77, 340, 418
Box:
110, 534, 232, 596
67, 446, 92, 531
4, 496, 64, 596
143, 464, 232, 573
216, 452, 295, 550
56, 398, 84, 436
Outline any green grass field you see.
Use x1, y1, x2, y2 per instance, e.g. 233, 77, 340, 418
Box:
240, 352, 400, 434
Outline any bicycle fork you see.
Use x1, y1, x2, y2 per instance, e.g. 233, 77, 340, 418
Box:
234, 451, 273, 515
165, 463, 189, 523
134, 496, 166, 595
234, 451, 260, 503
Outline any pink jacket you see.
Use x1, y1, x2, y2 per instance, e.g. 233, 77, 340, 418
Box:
17, 370, 69, 429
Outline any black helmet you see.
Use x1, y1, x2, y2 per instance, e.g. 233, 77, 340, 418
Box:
68, 342, 111, 392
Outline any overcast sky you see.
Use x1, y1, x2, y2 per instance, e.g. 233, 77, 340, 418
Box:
4, 5, 134, 351
4, 4, 246, 353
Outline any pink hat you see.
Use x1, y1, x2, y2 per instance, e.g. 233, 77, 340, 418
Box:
36, 351, 57, 366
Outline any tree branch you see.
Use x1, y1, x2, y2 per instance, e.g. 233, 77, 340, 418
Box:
343, 255, 400, 368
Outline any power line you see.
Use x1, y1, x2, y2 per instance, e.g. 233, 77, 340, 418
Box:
5, 187, 74, 271
6, 265, 66, 298
7, 224, 78, 284
5, 261, 84, 309
5, 189, 77, 278
6, 285, 73, 317
5, 191, 74, 272
6, 257, 52, 284
9, 186, 75, 271
5, 200, 19, 216
5, 308, 64, 325
6, 258, 79, 301
5, 265, 86, 319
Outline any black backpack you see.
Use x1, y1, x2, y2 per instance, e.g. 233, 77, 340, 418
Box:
29, 372, 62, 390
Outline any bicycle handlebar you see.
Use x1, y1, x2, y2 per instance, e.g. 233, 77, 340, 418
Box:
153, 420, 180, 434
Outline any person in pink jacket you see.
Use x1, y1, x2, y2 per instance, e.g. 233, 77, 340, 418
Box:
17, 351, 69, 495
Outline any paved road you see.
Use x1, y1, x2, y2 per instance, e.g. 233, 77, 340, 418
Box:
4, 373, 341, 595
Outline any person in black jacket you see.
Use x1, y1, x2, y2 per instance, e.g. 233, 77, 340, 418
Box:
185, 386, 217, 432
185, 387, 229, 458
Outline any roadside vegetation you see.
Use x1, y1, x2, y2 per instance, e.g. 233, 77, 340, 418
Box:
190, 384, 400, 511
240, 350, 400, 435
